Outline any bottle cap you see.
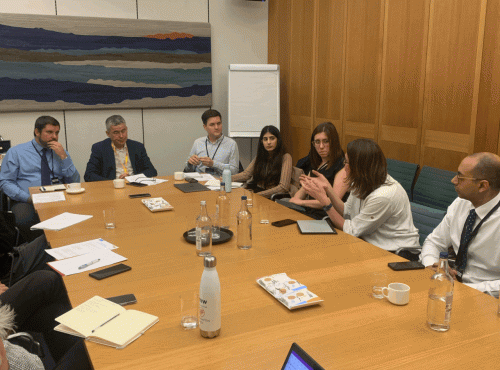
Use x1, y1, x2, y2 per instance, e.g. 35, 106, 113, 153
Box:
204, 255, 217, 268
241, 196, 247, 200
439, 252, 448, 259
201, 200, 206, 206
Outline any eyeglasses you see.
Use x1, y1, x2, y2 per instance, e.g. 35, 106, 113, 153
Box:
454, 173, 483, 182
313, 139, 329, 146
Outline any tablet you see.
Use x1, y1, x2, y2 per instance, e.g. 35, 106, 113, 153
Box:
281, 342, 325, 370
297, 219, 337, 234
174, 182, 211, 193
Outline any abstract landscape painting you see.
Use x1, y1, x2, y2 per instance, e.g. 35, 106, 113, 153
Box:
0, 13, 211, 112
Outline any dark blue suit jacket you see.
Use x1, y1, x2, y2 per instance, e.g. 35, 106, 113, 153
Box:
84, 138, 157, 182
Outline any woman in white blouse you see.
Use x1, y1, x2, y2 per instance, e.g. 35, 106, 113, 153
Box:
301, 138, 420, 252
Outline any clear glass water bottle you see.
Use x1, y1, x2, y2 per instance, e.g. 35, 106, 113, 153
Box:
199, 255, 221, 338
237, 196, 252, 250
195, 201, 212, 256
427, 252, 454, 331
217, 182, 230, 229
222, 164, 232, 193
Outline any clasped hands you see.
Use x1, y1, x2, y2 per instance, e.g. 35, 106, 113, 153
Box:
188, 154, 214, 168
300, 170, 331, 204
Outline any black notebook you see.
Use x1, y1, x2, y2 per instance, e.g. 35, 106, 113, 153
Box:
174, 182, 211, 193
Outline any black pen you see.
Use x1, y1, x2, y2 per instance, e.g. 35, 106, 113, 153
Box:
91, 313, 119, 333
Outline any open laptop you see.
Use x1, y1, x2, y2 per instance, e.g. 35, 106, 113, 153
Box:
281, 342, 325, 370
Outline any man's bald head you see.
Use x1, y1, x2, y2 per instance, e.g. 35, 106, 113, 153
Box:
469, 152, 500, 191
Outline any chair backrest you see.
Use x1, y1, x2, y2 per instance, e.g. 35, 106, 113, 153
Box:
412, 166, 457, 211
411, 202, 446, 245
289, 167, 304, 197
386, 158, 419, 201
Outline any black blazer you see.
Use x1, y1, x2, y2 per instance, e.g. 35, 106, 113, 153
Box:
84, 138, 157, 182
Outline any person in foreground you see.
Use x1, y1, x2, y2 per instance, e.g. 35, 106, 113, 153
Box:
289, 122, 349, 218
420, 152, 500, 297
84, 115, 157, 182
0, 270, 91, 369
232, 125, 292, 199
0, 116, 80, 241
301, 138, 420, 252
184, 109, 239, 175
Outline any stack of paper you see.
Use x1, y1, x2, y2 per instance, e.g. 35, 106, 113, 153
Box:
30, 212, 92, 231
125, 174, 167, 186
48, 249, 127, 276
45, 238, 117, 260
32, 192, 66, 204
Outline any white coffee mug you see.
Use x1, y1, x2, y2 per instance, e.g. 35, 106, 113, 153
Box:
113, 179, 125, 189
382, 283, 410, 305
67, 183, 81, 191
174, 172, 184, 181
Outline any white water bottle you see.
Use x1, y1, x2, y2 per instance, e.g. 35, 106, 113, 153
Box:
199, 255, 221, 338
427, 252, 454, 331
222, 164, 232, 193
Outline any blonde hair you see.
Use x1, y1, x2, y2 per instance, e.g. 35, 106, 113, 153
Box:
0, 303, 15, 340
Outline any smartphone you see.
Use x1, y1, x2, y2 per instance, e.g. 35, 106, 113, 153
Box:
388, 261, 425, 271
127, 182, 148, 187
129, 193, 151, 198
271, 219, 297, 227
89, 263, 131, 280
106, 294, 137, 306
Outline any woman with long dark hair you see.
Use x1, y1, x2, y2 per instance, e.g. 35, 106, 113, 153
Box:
301, 138, 419, 252
289, 122, 349, 216
232, 125, 292, 199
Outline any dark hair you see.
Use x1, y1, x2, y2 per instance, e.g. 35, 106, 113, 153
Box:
34, 116, 60, 136
309, 122, 343, 169
201, 109, 221, 125
252, 125, 285, 189
346, 139, 387, 199
471, 152, 500, 191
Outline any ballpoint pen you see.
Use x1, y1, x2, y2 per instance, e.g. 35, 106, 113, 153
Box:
78, 259, 100, 270
91, 313, 119, 333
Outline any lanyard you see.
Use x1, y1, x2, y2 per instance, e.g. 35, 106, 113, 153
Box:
205, 135, 224, 160
112, 143, 129, 174
32, 142, 54, 178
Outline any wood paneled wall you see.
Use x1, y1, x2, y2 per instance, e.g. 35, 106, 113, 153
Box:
269, 0, 500, 171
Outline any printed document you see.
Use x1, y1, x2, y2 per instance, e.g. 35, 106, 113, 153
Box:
30, 212, 92, 231
32, 192, 66, 204
48, 250, 126, 276
46, 238, 117, 260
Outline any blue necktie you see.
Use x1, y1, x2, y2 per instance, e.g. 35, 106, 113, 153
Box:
455, 209, 477, 280
41, 148, 52, 186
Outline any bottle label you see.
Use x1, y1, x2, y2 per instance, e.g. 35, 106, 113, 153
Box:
199, 295, 221, 331
196, 227, 202, 251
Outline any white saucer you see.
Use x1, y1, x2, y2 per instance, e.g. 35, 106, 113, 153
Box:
66, 188, 85, 194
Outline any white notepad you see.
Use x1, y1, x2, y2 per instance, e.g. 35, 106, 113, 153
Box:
296, 220, 337, 234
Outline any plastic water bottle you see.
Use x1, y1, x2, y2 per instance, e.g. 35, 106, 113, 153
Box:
222, 164, 232, 193
427, 252, 454, 331
199, 255, 221, 338
237, 196, 252, 250
217, 182, 230, 229
195, 201, 212, 256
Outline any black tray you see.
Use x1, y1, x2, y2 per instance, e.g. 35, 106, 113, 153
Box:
183, 228, 233, 245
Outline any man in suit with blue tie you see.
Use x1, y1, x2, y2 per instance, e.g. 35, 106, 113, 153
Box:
84, 115, 157, 182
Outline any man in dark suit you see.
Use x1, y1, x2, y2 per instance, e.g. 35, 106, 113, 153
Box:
84, 115, 157, 182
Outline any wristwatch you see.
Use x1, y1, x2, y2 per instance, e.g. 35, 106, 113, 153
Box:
322, 202, 333, 212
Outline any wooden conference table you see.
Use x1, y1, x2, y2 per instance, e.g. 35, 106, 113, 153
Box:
32, 178, 500, 369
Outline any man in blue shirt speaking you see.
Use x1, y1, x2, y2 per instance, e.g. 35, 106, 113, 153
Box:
0, 116, 80, 240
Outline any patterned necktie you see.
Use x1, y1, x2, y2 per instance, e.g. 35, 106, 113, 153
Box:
455, 209, 477, 280
41, 148, 52, 186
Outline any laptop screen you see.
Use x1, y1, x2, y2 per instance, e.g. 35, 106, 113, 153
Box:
281, 343, 324, 370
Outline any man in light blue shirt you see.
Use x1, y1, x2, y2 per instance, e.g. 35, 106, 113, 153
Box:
0, 116, 80, 240
184, 109, 239, 175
